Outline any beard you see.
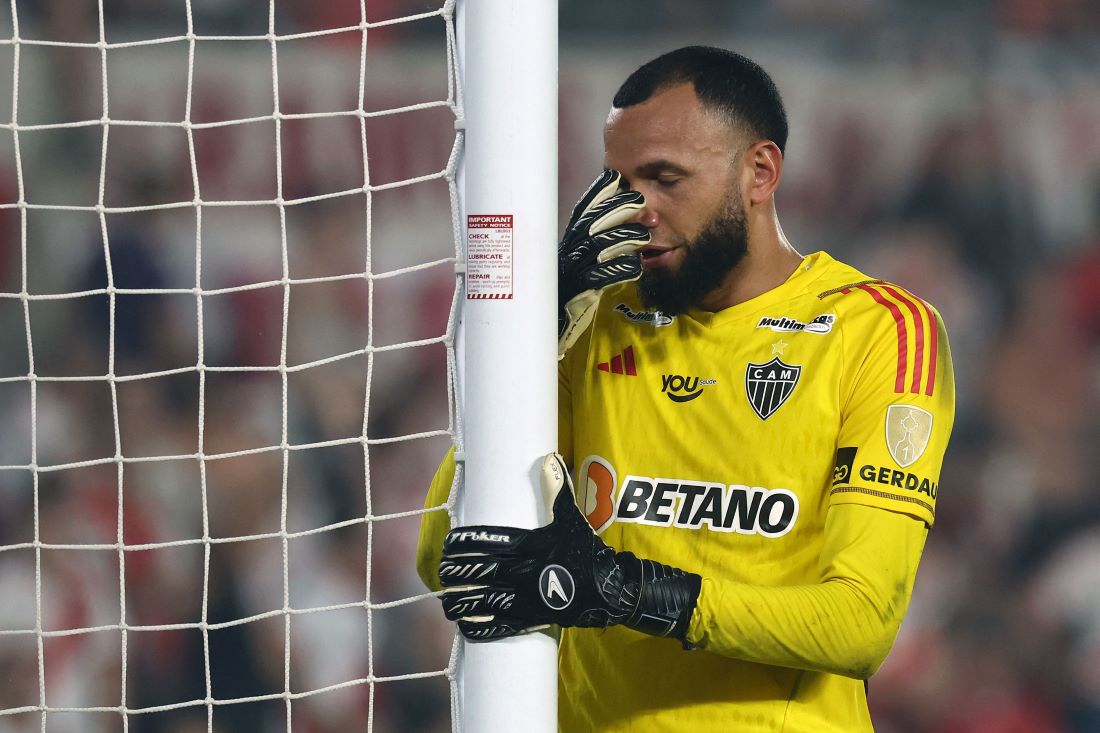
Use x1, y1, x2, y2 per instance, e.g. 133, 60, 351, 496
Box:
636, 192, 749, 315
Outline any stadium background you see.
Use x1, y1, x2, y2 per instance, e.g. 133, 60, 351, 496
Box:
1, 0, 1099, 731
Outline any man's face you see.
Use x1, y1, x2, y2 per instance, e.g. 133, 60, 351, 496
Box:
634, 189, 748, 315
603, 82, 748, 313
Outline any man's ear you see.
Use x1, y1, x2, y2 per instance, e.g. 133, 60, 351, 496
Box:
744, 140, 783, 206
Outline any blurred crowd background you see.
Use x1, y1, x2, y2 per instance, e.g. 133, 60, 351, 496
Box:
1, 0, 1099, 732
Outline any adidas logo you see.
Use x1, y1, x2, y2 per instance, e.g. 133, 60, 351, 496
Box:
597, 345, 637, 376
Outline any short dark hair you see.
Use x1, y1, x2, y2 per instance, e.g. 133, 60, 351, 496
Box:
612, 46, 789, 154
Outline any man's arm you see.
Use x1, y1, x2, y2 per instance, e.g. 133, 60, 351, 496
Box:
687, 503, 928, 679
436, 453, 926, 678
689, 293, 952, 677
416, 445, 456, 593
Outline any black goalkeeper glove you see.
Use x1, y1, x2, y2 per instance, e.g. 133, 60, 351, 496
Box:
439, 453, 701, 643
557, 169, 650, 358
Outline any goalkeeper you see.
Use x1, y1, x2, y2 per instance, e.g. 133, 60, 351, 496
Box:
419, 46, 954, 732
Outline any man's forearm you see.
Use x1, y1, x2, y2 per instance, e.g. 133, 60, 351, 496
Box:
685, 504, 928, 679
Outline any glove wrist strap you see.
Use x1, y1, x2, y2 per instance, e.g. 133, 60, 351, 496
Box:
621, 555, 702, 642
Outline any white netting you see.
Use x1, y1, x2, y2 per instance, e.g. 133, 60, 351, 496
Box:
0, 1, 462, 731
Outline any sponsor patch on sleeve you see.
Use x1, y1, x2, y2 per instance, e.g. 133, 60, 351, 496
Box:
830, 443, 938, 520
850, 464, 938, 499
833, 446, 857, 486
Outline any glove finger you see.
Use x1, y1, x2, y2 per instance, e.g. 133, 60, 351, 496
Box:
589, 190, 645, 216
560, 225, 648, 273
443, 525, 528, 554
457, 617, 538, 642
583, 191, 646, 235
558, 237, 602, 271
593, 224, 650, 263
541, 452, 593, 532
568, 169, 621, 225
438, 556, 502, 586
580, 255, 642, 291
441, 586, 518, 620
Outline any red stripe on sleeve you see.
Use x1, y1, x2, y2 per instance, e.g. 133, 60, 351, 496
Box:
858, 284, 908, 393
880, 285, 925, 394
918, 300, 938, 395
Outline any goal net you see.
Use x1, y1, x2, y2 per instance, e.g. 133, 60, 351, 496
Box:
0, 2, 481, 731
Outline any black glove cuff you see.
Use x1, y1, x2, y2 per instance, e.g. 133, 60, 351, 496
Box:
622, 556, 702, 643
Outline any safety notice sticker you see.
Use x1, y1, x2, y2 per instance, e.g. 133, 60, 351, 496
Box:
466, 214, 513, 299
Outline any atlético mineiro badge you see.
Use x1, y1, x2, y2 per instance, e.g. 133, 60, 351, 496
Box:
745, 357, 802, 420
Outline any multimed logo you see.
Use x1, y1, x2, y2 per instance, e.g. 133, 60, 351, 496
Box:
614, 303, 674, 327
756, 313, 836, 334
661, 374, 717, 402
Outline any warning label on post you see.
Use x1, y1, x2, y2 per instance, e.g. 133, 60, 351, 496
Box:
466, 214, 513, 300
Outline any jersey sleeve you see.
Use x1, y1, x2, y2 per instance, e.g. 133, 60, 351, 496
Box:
687, 502, 928, 678
559, 301, 600, 470
829, 291, 955, 526
559, 346, 576, 469
415, 445, 456, 592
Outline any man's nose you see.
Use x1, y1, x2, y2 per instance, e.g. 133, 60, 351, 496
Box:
630, 204, 658, 229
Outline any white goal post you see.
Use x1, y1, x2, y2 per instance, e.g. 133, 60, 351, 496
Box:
456, 0, 560, 731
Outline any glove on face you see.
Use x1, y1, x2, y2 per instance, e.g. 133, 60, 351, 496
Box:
440, 453, 701, 643
557, 169, 650, 358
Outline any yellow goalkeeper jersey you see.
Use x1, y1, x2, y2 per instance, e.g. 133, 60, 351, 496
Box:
555, 250, 953, 731
417, 250, 954, 732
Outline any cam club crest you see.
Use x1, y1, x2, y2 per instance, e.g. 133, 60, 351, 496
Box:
745, 357, 802, 420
